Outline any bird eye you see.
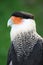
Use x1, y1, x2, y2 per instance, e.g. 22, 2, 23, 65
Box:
11, 16, 22, 24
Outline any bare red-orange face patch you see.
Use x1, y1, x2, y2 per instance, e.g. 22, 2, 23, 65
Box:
11, 16, 22, 24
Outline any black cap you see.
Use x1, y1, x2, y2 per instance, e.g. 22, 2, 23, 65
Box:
11, 11, 34, 19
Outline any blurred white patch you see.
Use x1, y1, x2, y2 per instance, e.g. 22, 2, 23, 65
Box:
9, 61, 12, 65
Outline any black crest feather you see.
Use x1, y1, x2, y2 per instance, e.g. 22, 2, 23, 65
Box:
11, 11, 34, 19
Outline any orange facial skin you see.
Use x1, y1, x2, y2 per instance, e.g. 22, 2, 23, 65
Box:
11, 16, 23, 24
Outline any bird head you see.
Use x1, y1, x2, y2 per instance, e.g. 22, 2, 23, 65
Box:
7, 11, 35, 27
7, 11, 36, 41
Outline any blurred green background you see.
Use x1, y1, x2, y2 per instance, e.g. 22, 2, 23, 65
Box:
0, 0, 43, 65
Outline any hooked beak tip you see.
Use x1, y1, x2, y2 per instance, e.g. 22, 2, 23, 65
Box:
7, 18, 12, 27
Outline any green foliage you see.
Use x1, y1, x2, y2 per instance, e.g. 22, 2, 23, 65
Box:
0, 0, 43, 65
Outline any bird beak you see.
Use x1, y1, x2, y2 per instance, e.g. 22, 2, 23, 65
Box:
7, 18, 12, 27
